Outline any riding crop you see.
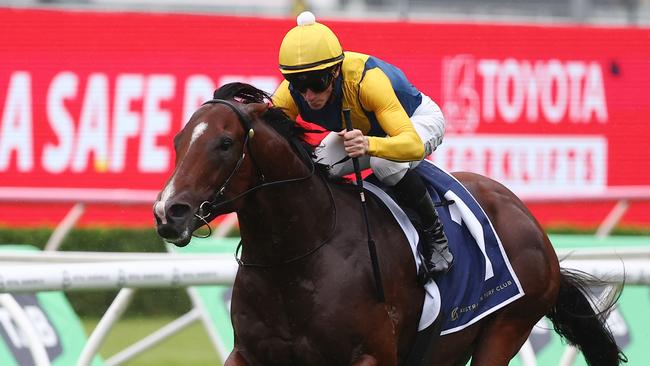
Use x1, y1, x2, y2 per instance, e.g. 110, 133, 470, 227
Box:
343, 109, 386, 303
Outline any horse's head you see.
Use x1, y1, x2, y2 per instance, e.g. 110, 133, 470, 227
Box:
153, 86, 269, 246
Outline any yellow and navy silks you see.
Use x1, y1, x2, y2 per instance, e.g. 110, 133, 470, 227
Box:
273, 51, 425, 162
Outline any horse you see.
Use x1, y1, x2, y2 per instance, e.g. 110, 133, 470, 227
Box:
153, 82, 625, 366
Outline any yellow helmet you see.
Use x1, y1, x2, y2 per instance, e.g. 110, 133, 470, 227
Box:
279, 11, 344, 74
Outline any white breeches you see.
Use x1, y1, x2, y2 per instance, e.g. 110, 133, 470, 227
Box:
313, 93, 445, 186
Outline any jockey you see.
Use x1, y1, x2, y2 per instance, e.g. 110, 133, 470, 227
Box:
272, 11, 452, 279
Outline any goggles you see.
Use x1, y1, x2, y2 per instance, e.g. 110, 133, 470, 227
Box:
285, 68, 335, 94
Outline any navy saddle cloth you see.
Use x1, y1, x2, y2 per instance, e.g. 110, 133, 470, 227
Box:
365, 160, 524, 334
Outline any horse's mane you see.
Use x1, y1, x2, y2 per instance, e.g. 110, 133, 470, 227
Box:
213, 82, 337, 179
213, 82, 311, 148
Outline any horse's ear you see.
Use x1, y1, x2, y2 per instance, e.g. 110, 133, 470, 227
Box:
244, 102, 269, 119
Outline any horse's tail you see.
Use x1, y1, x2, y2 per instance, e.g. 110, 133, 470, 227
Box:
546, 268, 627, 366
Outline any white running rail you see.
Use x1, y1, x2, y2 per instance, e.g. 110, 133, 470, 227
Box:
0, 250, 649, 293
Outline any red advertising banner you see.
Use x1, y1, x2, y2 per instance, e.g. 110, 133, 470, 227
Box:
1, 8, 649, 227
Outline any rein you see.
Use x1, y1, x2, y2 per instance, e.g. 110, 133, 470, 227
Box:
234, 174, 337, 268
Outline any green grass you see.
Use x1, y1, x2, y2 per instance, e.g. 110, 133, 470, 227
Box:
82, 316, 222, 366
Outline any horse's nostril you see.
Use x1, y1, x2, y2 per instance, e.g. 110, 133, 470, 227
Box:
168, 203, 191, 219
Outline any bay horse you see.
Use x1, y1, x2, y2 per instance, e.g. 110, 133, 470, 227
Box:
153, 83, 625, 366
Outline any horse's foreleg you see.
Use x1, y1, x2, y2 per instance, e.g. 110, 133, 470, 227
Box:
351, 355, 378, 366
224, 349, 248, 366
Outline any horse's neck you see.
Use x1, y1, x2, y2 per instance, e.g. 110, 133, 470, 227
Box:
236, 128, 335, 263
238, 174, 334, 264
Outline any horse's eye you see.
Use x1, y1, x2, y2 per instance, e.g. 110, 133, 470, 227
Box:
219, 137, 234, 151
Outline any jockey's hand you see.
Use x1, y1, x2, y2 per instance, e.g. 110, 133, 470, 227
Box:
338, 129, 369, 158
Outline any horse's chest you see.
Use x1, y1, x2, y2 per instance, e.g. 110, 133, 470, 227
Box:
232, 273, 365, 364
234, 306, 352, 364
240, 335, 336, 366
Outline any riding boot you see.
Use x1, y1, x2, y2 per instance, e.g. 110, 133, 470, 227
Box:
393, 170, 453, 282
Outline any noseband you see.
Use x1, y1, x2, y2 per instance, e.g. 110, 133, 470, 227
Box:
192, 99, 316, 236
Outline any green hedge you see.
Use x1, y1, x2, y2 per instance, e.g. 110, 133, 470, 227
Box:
0, 227, 194, 317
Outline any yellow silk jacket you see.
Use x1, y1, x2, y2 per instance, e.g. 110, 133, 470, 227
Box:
273, 51, 425, 162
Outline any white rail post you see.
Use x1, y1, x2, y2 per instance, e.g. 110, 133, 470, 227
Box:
595, 200, 629, 239
44, 203, 86, 252
558, 346, 580, 366
517, 339, 537, 366
76, 288, 137, 366
105, 308, 202, 366
187, 287, 230, 362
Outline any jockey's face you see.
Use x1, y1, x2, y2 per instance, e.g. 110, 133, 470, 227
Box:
286, 66, 340, 110
300, 80, 334, 110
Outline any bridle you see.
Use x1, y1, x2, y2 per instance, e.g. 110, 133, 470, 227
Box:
192, 99, 317, 237
190, 98, 336, 268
